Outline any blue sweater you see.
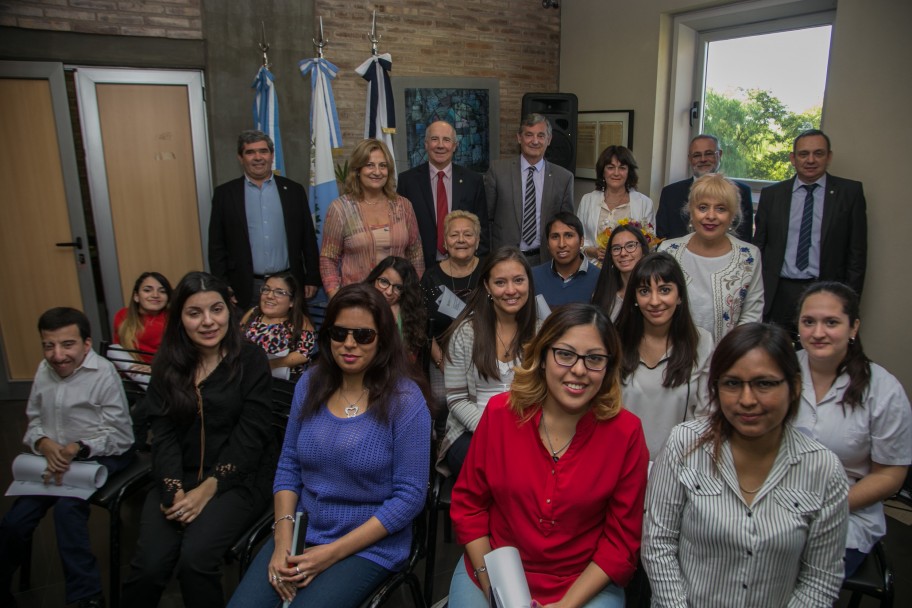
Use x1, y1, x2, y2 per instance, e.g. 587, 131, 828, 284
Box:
532, 258, 600, 308
273, 370, 431, 570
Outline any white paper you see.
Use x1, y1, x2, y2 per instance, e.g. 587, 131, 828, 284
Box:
5, 453, 108, 500
436, 286, 468, 319
484, 546, 532, 608
283, 511, 307, 608
535, 294, 552, 321
268, 349, 291, 380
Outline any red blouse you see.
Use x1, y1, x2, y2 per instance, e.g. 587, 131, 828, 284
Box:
113, 308, 167, 362
450, 392, 648, 604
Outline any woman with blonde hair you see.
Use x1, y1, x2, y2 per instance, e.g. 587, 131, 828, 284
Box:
113, 271, 172, 363
658, 173, 762, 342
449, 303, 649, 608
320, 139, 424, 297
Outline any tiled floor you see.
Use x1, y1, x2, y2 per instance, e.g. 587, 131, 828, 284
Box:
1, 399, 909, 607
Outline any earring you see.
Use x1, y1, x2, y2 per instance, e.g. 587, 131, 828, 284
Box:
487, 292, 493, 301
633, 302, 639, 307
849, 336, 855, 345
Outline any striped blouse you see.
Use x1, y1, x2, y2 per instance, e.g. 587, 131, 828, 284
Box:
318, 194, 425, 294
642, 418, 848, 608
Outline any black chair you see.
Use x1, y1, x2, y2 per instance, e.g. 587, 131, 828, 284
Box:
424, 469, 456, 606
842, 541, 894, 608
358, 506, 429, 608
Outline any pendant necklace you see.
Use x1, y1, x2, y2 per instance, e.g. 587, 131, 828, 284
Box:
495, 327, 513, 362
341, 387, 367, 418
540, 413, 574, 462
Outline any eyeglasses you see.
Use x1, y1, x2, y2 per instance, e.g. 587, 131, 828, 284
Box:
375, 276, 404, 294
260, 286, 292, 298
717, 377, 786, 394
689, 151, 720, 160
327, 325, 378, 345
610, 241, 641, 255
550, 347, 610, 372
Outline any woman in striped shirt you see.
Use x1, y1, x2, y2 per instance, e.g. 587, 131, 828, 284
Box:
643, 323, 849, 607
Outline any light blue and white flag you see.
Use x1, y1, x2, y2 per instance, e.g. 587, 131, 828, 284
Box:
299, 57, 342, 246
355, 53, 396, 170
252, 65, 285, 175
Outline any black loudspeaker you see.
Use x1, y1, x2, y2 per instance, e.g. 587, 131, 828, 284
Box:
521, 93, 578, 172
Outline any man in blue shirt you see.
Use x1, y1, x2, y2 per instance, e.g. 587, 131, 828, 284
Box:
532, 212, 599, 308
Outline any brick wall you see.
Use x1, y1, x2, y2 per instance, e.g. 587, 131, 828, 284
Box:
0, 0, 202, 39
315, 0, 561, 158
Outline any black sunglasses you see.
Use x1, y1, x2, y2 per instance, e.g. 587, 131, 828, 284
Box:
327, 325, 378, 345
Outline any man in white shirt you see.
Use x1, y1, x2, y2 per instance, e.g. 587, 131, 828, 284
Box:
0, 307, 134, 608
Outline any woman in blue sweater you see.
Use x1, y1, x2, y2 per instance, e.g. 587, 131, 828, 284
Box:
229, 283, 431, 608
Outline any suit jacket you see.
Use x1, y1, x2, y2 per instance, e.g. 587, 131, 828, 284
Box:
485, 157, 574, 262
397, 162, 490, 269
656, 177, 754, 242
208, 174, 320, 307
753, 173, 867, 315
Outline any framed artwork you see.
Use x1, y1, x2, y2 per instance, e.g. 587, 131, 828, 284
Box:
575, 110, 634, 179
391, 76, 500, 172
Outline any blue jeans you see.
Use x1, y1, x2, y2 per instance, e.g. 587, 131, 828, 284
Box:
228, 537, 392, 608
0, 451, 133, 604
448, 557, 625, 608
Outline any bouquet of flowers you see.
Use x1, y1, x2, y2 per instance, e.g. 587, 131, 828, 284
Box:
595, 217, 663, 253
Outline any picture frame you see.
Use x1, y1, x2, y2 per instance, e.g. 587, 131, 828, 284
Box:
575, 110, 634, 179
391, 76, 500, 173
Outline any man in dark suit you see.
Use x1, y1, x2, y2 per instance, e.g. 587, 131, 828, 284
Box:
485, 114, 574, 265
754, 129, 867, 334
656, 134, 754, 241
208, 130, 320, 308
397, 120, 489, 270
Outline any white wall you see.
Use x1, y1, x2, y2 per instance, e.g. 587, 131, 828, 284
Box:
561, 0, 912, 390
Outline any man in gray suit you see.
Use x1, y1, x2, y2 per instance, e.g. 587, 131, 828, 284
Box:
485, 113, 574, 265
754, 129, 867, 336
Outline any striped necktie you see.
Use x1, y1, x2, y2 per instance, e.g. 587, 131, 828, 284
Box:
522, 166, 537, 247
795, 183, 818, 271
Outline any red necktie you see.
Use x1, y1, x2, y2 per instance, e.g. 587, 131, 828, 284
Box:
436, 171, 448, 255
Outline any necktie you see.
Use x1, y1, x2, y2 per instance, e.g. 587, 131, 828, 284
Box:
795, 183, 818, 271
522, 166, 537, 248
436, 171, 448, 255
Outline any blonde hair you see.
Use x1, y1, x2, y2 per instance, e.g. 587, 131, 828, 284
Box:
509, 304, 623, 422
344, 138, 397, 201
687, 173, 742, 230
443, 210, 481, 239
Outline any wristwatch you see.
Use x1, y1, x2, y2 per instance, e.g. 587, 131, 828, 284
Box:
76, 441, 90, 460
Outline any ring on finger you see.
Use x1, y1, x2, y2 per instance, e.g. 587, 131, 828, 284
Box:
177, 510, 184, 516
294, 566, 302, 574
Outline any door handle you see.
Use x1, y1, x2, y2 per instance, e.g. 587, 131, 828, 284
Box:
55, 236, 84, 250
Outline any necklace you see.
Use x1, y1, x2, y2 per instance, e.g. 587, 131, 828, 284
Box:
738, 482, 763, 494
341, 387, 366, 418
495, 329, 513, 361
359, 198, 384, 206
539, 414, 574, 462
445, 257, 477, 295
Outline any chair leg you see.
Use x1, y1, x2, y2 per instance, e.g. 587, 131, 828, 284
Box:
407, 573, 427, 608
424, 507, 438, 607
107, 489, 128, 608
846, 590, 861, 608
443, 511, 452, 543
19, 536, 32, 591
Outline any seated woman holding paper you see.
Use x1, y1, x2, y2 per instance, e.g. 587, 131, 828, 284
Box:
449, 303, 649, 608
241, 271, 316, 381
228, 283, 431, 608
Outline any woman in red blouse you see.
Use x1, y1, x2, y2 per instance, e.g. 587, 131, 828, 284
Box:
449, 303, 649, 607
113, 271, 172, 365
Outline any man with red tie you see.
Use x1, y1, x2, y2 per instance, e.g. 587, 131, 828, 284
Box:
397, 120, 489, 270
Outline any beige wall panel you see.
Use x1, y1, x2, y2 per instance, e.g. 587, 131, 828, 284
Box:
0, 78, 83, 380
95, 83, 203, 307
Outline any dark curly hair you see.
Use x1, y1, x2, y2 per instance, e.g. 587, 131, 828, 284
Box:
364, 256, 427, 357
594, 145, 639, 192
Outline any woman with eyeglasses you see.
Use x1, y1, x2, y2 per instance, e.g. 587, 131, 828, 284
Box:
241, 272, 316, 381
449, 304, 649, 608
438, 247, 539, 479
658, 173, 763, 342
794, 282, 911, 577
364, 256, 427, 362
643, 323, 849, 607
229, 283, 431, 608
122, 272, 276, 608
578, 145, 655, 265
615, 252, 713, 460
320, 139, 424, 299
591, 224, 649, 321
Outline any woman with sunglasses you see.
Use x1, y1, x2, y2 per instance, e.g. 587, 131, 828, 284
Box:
615, 252, 713, 460
320, 139, 424, 298
229, 283, 431, 608
438, 247, 539, 479
449, 304, 648, 607
241, 272, 316, 381
643, 323, 849, 607
364, 256, 427, 362
591, 224, 649, 321
794, 282, 911, 577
